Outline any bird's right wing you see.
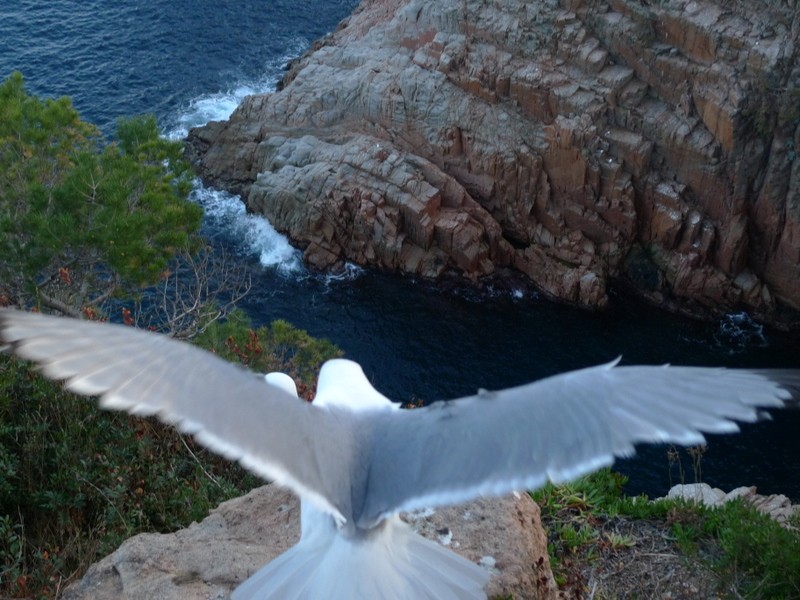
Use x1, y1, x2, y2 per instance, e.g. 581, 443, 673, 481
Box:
0, 309, 357, 523
356, 360, 799, 527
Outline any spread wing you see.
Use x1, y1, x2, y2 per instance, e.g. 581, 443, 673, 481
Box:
356, 360, 799, 527
0, 309, 358, 523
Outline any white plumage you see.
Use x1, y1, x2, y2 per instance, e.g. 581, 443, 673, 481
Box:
0, 309, 797, 599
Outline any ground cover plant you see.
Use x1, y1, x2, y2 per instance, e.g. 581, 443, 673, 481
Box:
533, 468, 800, 599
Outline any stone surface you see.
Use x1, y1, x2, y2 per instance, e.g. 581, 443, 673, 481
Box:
187, 0, 800, 327
62, 485, 558, 600
404, 493, 558, 599
665, 483, 800, 526
667, 482, 727, 506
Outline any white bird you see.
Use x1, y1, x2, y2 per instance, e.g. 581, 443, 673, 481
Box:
1, 309, 797, 599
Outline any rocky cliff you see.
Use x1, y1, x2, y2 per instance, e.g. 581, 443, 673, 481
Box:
62, 485, 558, 600
187, 0, 800, 327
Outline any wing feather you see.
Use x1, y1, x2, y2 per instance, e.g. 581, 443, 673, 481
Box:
0, 309, 356, 523
357, 361, 798, 527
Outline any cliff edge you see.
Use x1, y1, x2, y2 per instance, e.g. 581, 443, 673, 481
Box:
187, 0, 800, 327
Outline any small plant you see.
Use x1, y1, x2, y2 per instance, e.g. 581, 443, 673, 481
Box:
603, 530, 635, 549
667, 443, 706, 486
687, 444, 706, 483
532, 469, 644, 589
534, 469, 800, 599
555, 522, 599, 552
698, 500, 800, 598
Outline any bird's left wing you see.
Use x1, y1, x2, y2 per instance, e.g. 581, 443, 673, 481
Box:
356, 360, 799, 527
0, 309, 357, 523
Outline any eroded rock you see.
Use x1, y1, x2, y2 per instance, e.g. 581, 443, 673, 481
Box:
188, 0, 800, 326
62, 485, 558, 600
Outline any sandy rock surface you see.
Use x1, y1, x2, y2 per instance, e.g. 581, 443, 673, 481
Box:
63, 485, 558, 599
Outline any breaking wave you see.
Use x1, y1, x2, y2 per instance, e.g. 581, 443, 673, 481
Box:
190, 184, 303, 274
167, 40, 312, 275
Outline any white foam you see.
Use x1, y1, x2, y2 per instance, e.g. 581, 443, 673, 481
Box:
714, 311, 768, 354
165, 39, 342, 277
191, 183, 303, 274
166, 40, 308, 140
324, 263, 365, 285
166, 87, 258, 140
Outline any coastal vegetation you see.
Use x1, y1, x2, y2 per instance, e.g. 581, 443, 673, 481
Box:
0, 74, 341, 598
1, 72, 200, 317
533, 469, 800, 599
0, 318, 341, 598
0, 72, 249, 337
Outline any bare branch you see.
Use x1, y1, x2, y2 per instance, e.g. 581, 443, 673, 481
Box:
132, 244, 251, 339
36, 292, 82, 319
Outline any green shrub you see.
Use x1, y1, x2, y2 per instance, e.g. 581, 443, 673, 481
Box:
194, 308, 343, 389
0, 314, 340, 598
0, 72, 202, 316
700, 500, 800, 598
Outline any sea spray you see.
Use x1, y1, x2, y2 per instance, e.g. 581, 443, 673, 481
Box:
190, 183, 303, 274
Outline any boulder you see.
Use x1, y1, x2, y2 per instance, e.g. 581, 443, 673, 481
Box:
63, 485, 558, 600
187, 0, 800, 327
666, 482, 727, 506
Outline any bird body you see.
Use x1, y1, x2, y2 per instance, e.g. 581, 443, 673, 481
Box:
234, 505, 488, 599
245, 371, 489, 598
0, 309, 797, 599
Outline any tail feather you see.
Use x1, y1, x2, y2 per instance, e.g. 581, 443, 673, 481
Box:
233, 544, 319, 599
232, 515, 489, 600
407, 536, 488, 599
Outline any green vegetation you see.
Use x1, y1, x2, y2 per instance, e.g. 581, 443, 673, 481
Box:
698, 500, 800, 598
0, 316, 341, 598
0, 73, 342, 597
0, 72, 201, 318
195, 309, 343, 388
0, 352, 254, 597
533, 469, 800, 599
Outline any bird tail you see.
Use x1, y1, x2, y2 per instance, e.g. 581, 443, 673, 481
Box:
231, 515, 489, 600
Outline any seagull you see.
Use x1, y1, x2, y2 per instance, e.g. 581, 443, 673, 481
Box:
1, 309, 797, 599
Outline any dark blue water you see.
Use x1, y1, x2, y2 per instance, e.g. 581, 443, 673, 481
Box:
1, 0, 357, 134
2, 1, 798, 501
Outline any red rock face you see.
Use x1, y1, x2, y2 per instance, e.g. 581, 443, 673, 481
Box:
187, 0, 800, 327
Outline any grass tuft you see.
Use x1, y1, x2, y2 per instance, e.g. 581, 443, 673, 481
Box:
533, 469, 800, 599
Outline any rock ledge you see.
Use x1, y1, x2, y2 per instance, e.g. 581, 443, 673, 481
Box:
63, 485, 559, 600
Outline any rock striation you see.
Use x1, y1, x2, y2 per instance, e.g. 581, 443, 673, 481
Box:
62, 485, 558, 600
187, 0, 800, 327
